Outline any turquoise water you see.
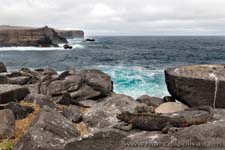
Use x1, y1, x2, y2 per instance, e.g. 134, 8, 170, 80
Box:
96, 65, 168, 98
1, 36, 225, 98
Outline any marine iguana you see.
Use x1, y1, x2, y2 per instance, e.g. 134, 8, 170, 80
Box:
114, 106, 213, 133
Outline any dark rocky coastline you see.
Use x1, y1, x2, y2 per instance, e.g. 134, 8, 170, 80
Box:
0, 62, 224, 150
0, 25, 84, 47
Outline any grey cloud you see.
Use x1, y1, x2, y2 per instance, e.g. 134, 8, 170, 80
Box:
0, 0, 225, 35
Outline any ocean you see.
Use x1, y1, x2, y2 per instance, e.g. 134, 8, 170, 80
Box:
0, 36, 225, 98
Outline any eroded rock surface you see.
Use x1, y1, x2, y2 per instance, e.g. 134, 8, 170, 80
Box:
83, 94, 139, 131
13, 107, 80, 150
65, 129, 127, 150
66, 109, 225, 150
39, 69, 113, 101
63, 105, 82, 123
165, 64, 225, 108
0, 84, 29, 104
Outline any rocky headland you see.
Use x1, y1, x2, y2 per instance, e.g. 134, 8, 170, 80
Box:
0, 62, 224, 150
0, 25, 84, 47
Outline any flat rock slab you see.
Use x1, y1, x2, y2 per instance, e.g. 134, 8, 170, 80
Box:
0, 84, 29, 104
14, 107, 80, 150
8, 76, 31, 85
66, 109, 225, 150
65, 129, 127, 150
165, 64, 225, 108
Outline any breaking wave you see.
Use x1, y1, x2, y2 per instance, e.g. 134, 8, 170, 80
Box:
95, 65, 169, 99
0, 39, 85, 51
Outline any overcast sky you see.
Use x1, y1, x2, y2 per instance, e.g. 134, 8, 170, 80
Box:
1, 0, 225, 36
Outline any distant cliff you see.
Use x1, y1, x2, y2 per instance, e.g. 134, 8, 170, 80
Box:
0, 26, 67, 47
0, 25, 84, 47
56, 30, 84, 39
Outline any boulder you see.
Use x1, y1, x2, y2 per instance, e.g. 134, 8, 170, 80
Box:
80, 69, 113, 97
8, 76, 31, 85
0, 75, 8, 84
155, 102, 189, 114
24, 93, 57, 109
83, 94, 140, 131
165, 64, 225, 108
0, 84, 30, 104
43, 74, 82, 96
39, 74, 60, 95
56, 92, 90, 107
0, 109, 15, 139
13, 107, 80, 150
136, 95, 164, 107
57, 92, 72, 105
63, 105, 82, 123
0, 62, 7, 73
4, 102, 34, 119
8, 69, 40, 84
39, 69, 113, 101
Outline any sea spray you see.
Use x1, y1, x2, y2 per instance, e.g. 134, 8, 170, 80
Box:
95, 65, 169, 98
0, 39, 85, 51
209, 73, 219, 108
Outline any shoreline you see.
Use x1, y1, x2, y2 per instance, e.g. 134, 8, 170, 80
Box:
0, 62, 224, 149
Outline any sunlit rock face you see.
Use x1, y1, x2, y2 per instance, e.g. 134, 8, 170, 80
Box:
165, 64, 225, 108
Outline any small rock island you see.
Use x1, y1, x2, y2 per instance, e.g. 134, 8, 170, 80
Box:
0, 25, 84, 47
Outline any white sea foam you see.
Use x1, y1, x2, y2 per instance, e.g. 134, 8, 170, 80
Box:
94, 65, 169, 98
0, 44, 85, 51
0, 39, 85, 51
0, 46, 64, 51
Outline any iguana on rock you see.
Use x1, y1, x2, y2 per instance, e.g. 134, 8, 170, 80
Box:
114, 106, 213, 133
